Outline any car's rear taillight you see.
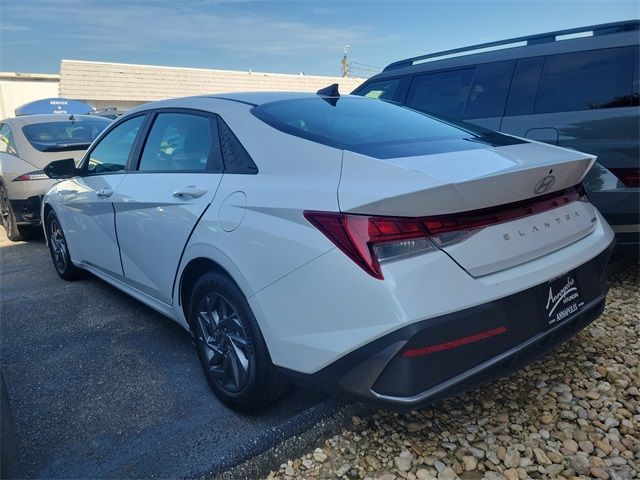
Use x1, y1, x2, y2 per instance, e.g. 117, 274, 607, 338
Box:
303, 211, 435, 279
609, 168, 640, 188
305, 184, 586, 280
12, 170, 49, 182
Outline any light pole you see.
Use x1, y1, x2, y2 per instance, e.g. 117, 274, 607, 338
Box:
341, 45, 350, 77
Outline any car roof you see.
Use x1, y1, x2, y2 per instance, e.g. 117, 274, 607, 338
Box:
360, 20, 639, 83
200, 91, 321, 106
125, 90, 366, 116
2, 114, 110, 126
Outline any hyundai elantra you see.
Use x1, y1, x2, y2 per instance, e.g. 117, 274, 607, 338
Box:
41, 89, 615, 411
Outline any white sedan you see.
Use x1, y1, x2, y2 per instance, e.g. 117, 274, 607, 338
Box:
41, 90, 614, 411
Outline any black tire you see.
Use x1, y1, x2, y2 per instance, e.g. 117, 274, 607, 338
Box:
189, 272, 290, 411
0, 184, 24, 242
45, 210, 83, 281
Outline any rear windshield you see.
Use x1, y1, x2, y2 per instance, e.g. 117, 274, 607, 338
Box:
22, 119, 111, 152
251, 97, 524, 158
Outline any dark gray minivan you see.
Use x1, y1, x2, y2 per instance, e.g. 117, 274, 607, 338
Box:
353, 20, 639, 253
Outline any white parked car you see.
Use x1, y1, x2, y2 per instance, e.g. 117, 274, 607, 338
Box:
0, 114, 111, 241
41, 91, 615, 411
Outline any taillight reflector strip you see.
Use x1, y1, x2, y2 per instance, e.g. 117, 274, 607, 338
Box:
305, 184, 586, 280
609, 168, 640, 188
422, 184, 585, 235
402, 326, 508, 357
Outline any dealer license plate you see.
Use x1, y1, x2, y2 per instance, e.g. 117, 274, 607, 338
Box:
543, 271, 584, 327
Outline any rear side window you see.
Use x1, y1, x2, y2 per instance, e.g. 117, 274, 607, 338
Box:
535, 47, 635, 113
217, 119, 258, 174
406, 68, 474, 119
138, 113, 222, 172
462, 61, 515, 119
87, 115, 144, 174
357, 79, 402, 101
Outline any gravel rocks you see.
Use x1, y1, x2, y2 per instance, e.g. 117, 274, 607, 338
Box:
266, 266, 639, 480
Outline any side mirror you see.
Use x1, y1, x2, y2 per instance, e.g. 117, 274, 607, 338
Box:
43, 158, 78, 179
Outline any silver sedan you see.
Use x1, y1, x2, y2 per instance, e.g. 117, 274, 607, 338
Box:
0, 114, 110, 241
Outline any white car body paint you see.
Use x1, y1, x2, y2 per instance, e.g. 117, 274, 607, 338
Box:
42, 93, 614, 398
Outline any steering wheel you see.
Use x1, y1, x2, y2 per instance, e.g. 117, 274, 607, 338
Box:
156, 150, 171, 164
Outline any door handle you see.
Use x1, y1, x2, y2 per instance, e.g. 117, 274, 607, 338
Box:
173, 187, 208, 199
59, 189, 78, 199
96, 188, 114, 198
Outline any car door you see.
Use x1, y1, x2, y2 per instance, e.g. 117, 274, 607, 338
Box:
58, 114, 147, 277
114, 110, 223, 304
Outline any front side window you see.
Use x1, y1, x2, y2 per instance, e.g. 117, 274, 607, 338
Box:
356, 79, 402, 101
406, 68, 474, 120
138, 113, 222, 172
0, 124, 18, 156
535, 47, 635, 113
86, 115, 145, 174
22, 119, 110, 152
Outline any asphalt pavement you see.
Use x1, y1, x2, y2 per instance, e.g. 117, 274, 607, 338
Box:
0, 229, 353, 479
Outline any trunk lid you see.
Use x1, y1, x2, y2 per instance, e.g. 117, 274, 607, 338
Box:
338, 141, 598, 276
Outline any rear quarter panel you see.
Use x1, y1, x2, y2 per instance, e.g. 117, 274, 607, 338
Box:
174, 112, 344, 339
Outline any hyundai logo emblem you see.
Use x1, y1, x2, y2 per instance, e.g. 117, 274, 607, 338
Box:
534, 175, 556, 194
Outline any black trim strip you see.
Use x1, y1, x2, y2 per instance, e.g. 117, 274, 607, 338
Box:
200, 96, 258, 107
112, 203, 126, 277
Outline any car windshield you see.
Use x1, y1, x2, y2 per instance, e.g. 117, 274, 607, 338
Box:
252, 96, 524, 159
22, 119, 111, 152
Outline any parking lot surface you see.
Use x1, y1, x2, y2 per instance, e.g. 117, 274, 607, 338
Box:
0, 230, 346, 479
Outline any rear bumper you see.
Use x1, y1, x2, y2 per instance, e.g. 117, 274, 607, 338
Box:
288, 238, 614, 409
9, 195, 43, 225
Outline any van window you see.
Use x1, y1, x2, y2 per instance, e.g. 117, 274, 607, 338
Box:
406, 68, 474, 120
357, 79, 402, 101
535, 47, 635, 113
462, 60, 515, 119
505, 57, 545, 116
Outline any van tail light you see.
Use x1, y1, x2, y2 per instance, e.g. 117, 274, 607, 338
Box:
304, 184, 586, 280
609, 168, 640, 188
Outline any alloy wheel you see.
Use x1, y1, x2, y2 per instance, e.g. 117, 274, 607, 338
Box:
196, 292, 252, 393
49, 218, 68, 272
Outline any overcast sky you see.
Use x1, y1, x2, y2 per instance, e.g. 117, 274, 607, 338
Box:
1, 0, 638, 78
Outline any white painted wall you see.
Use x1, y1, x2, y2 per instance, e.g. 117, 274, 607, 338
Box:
0, 77, 60, 120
